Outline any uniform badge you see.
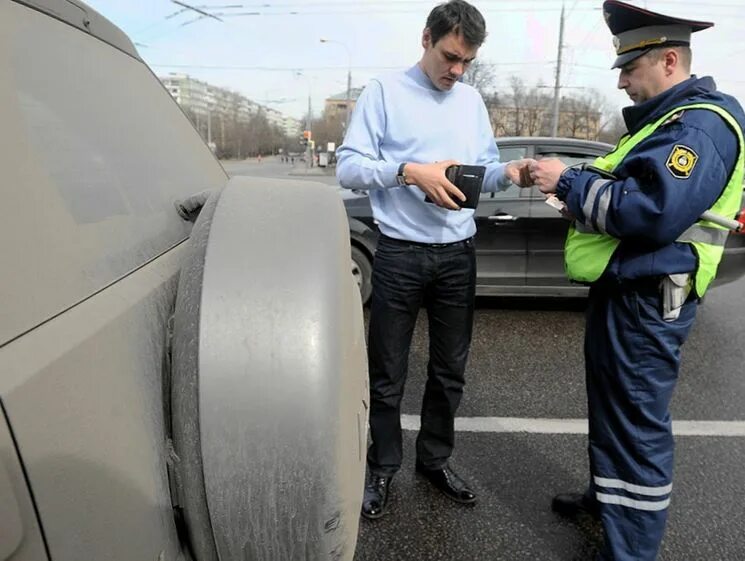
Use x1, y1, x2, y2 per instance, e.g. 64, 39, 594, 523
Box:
666, 144, 698, 179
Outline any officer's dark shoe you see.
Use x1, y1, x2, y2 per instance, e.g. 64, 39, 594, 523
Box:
361, 474, 392, 520
551, 492, 600, 519
416, 463, 477, 504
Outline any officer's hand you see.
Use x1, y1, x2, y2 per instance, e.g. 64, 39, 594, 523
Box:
405, 160, 465, 210
529, 158, 567, 194
505, 158, 537, 187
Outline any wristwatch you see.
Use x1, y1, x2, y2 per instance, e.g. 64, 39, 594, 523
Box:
396, 162, 408, 186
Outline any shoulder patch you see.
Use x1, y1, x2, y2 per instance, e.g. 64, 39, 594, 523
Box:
666, 144, 698, 179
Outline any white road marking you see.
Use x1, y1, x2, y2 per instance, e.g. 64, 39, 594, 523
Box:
399, 415, 745, 437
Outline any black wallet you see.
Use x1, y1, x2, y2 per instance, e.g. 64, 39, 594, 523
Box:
425, 164, 486, 210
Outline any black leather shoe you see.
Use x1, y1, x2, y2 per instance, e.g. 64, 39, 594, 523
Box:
361, 475, 392, 520
416, 464, 477, 504
552, 492, 600, 519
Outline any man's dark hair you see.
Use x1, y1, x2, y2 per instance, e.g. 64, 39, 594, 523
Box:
426, 0, 487, 48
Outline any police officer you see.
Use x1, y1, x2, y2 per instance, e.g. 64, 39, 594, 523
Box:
529, 1, 745, 560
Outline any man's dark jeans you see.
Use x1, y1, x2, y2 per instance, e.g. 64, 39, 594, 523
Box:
366, 234, 476, 476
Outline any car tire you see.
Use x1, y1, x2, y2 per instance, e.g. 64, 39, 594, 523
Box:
171, 179, 368, 561
351, 246, 372, 305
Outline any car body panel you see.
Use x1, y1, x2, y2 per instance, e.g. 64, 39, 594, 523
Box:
3, 2, 367, 560
474, 189, 530, 288
0, 410, 48, 561
14, 0, 139, 59
1, 0, 227, 346
1, 245, 187, 561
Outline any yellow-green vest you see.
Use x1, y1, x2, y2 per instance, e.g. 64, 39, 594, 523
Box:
564, 103, 745, 296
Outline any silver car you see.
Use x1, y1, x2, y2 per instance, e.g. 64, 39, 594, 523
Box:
1, 2, 367, 560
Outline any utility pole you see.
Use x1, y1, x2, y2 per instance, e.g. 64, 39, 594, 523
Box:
345, 66, 352, 131
307, 92, 313, 168
551, 3, 565, 137
320, 38, 352, 131
207, 108, 212, 146
295, 71, 313, 170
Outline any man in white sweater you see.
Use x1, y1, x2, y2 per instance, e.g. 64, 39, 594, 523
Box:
337, 0, 532, 520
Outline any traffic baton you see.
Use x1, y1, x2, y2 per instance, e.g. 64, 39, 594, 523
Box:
700, 209, 745, 234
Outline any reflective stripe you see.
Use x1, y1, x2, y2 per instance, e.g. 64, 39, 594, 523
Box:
582, 179, 611, 225
574, 220, 598, 234
677, 224, 729, 246
594, 476, 672, 496
596, 493, 671, 512
596, 188, 613, 234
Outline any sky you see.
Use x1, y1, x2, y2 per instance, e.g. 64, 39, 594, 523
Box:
83, 0, 745, 122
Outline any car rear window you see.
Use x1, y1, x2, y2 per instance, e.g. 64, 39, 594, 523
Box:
1, 2, 227, 343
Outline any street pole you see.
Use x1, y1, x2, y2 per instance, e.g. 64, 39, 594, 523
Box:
320, 38, 352, 131
207, 108, 212, 146
296, 71, 313, 170
345, 66, 352, 131
551, 3, 565, 137
307, 91, 313, 168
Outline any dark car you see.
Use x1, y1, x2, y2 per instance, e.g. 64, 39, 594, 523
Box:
343, 136, 745, 304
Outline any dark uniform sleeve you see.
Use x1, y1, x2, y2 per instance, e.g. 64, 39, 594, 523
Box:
557, 111, 738, 248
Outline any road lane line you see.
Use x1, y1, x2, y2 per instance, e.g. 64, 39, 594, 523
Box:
400, 415, 745, 436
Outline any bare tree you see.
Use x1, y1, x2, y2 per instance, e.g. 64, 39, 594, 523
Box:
558, 89, 607, 140
463, 59, 498, 99
479, 74, 616, 140
523, 81, 550, 136
487, 77, 552, 137
311, 109, 345, 153
508, 76, 526, 135
597, 112, 627, 145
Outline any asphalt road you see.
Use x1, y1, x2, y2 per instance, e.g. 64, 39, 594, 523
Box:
220, 157, 339, 186
353, 280, 745, 561
221, 156, 745, 560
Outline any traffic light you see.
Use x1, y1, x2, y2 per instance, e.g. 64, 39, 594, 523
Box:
303, 130, 312, 140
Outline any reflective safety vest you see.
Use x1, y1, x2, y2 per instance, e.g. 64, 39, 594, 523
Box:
564, 103, 745, 296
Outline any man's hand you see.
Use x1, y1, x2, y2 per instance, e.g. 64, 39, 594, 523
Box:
404, 160, 465, 210
529, 158, 568, 194
504, 158, 537, 187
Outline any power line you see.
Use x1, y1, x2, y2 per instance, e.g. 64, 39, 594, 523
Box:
196, 6, 745, 18
202, 0, 745, 6
151, 61, 554, 71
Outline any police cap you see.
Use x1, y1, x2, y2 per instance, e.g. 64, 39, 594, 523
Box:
603, 0, 713, 69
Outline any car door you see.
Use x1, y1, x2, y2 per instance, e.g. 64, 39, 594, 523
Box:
474, 144, 531, 294
525, 144, 608, 294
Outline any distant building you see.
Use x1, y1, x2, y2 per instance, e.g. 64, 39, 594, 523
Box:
160, 73, 301, 138
324, 87, 364, 120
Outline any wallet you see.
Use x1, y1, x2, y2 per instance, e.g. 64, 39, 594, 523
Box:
425, 164, 486, 210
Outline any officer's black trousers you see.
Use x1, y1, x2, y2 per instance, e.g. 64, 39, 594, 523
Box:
366, 235, 476, 476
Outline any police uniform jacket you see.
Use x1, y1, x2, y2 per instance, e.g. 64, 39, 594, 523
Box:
556, 75, 745, 284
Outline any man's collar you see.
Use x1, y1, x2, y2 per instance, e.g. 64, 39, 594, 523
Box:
407, 63, 453, 93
